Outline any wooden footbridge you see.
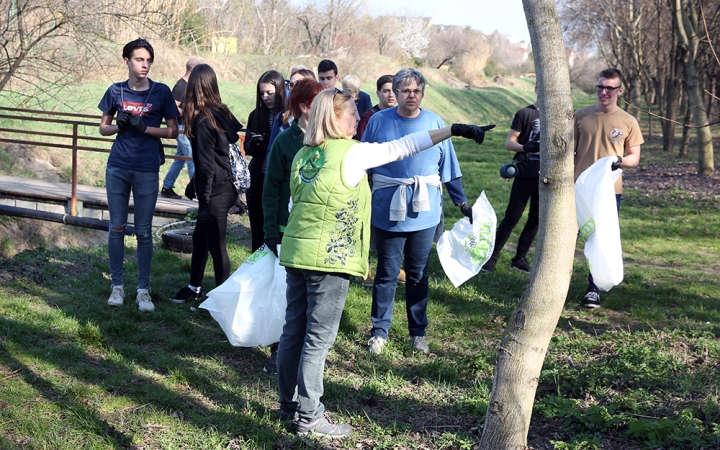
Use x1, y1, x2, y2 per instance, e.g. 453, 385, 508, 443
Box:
0, 106, 198, 229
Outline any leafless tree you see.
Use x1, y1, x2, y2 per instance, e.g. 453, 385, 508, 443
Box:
674, 0, 715, 175
296, 0, 366, 54
560, 0, 652, 119
0, 0, 168, 103
369, 15, 400, 56
426, 26, 488, 70
479, 0, 577, 447
484, 32, 532, 77
254, 0, 293, 55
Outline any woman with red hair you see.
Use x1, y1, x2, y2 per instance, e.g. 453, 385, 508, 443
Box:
260, 78, 325, 374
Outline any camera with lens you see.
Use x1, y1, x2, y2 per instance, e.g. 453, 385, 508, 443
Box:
500, 162, 518, 179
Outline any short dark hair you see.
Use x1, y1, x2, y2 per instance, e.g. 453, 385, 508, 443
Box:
376, 75, 394, 91
318, 59, 338, 75
599, 68, 623, 85
122, 38, 154, 61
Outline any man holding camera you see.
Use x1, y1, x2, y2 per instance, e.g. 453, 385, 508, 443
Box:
482, 90, 540, 273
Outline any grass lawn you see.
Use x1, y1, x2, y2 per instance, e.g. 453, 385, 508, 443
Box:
1, 86, 720, 449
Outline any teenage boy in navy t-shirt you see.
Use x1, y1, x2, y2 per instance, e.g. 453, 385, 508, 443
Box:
98, 38, 179, 312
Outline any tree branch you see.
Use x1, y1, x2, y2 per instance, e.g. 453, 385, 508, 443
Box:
620, 97, 720, 127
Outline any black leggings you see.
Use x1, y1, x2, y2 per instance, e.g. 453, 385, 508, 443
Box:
190, 188, 236, 287
492, 176, 539, 260
247, 166, 265, 252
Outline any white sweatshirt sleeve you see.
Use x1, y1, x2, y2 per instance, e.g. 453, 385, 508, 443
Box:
343, 131, 434, 187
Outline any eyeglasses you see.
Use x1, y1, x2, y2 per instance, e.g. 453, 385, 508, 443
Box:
333, 88, 346, 97
397, 88, 423, 97
595, 85, 621, 93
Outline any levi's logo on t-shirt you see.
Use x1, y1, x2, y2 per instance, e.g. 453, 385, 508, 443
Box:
121, 102, 153, 115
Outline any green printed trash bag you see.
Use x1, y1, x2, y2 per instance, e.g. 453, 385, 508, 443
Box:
200, 245, 287, 347
575, 156, 623, 291
437, 192, 496, 287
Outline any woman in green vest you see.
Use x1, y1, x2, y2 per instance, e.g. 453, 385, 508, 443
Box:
276, 87, 491, 438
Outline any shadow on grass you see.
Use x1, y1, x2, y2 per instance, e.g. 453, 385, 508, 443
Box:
0, 348, 135, 448
0, 246, 281, 446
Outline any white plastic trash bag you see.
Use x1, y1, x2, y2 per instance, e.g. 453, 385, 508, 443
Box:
199, 245, 287, 347
575, 156, 623, 291
437, 192, 497, 287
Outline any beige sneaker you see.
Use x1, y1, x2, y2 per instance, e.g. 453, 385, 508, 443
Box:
368, 336, 386, 355
107, 285, 124, 307
136, 289, 155, 312
397, 269, 406, 285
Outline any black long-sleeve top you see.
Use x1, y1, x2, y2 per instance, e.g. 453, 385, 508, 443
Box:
190, 110, 243, 204
244, 108, 278, 172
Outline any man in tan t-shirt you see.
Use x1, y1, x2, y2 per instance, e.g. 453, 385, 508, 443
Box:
574, 68, 644, 309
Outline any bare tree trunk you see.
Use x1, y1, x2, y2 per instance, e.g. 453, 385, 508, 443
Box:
674, 0, 714, 175
662, 76, 679, 153
706, 76, 715, 121
478, 0, 576, 448
661, 25, 681, 153
680, 88, 691, 158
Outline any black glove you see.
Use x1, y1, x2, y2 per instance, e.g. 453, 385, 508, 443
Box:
184, 177, 196, 201
228, 198, 247, 215
523, 140, 540, 153
611, 156, 623, 171
130, 114, 147, 133
247, 134, 265, 156
197, 207, 212, 224
451, 124, 496, 145
116, 111, 131, 132
264, 238, 280, 258
458, 202, 473, 224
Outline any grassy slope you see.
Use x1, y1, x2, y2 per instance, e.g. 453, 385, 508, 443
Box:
1, 70, 720, 449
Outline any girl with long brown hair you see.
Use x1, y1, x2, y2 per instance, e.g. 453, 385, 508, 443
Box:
170, 64, 244, 303
244, 70, 287, 251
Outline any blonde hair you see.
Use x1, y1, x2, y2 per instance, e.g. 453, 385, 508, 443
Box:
341, 74, 361, 97
304, 88, 354, 146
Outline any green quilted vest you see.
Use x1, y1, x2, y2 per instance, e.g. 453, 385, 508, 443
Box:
279, 138, 370, 278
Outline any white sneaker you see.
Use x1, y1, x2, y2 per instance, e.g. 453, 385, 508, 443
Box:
107, 285, 124, 307
136, 289, 155, 312
368, 336, 386, 355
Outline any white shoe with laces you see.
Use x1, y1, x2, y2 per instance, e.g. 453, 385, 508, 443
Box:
136, 289, 155, 312
107, 285, 124, 307
367, 336, 386, 355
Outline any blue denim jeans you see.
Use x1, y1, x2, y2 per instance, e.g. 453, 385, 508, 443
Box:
162, 128, 194, 189
276, 268, 349, 422
106, 165, 159, 290
371, 225, 435, 339
587, 194, 622, 292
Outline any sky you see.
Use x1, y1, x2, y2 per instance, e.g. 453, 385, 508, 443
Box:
369, 0, 531, 44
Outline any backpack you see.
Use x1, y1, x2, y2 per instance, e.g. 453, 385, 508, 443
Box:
228, 142, 250, 193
